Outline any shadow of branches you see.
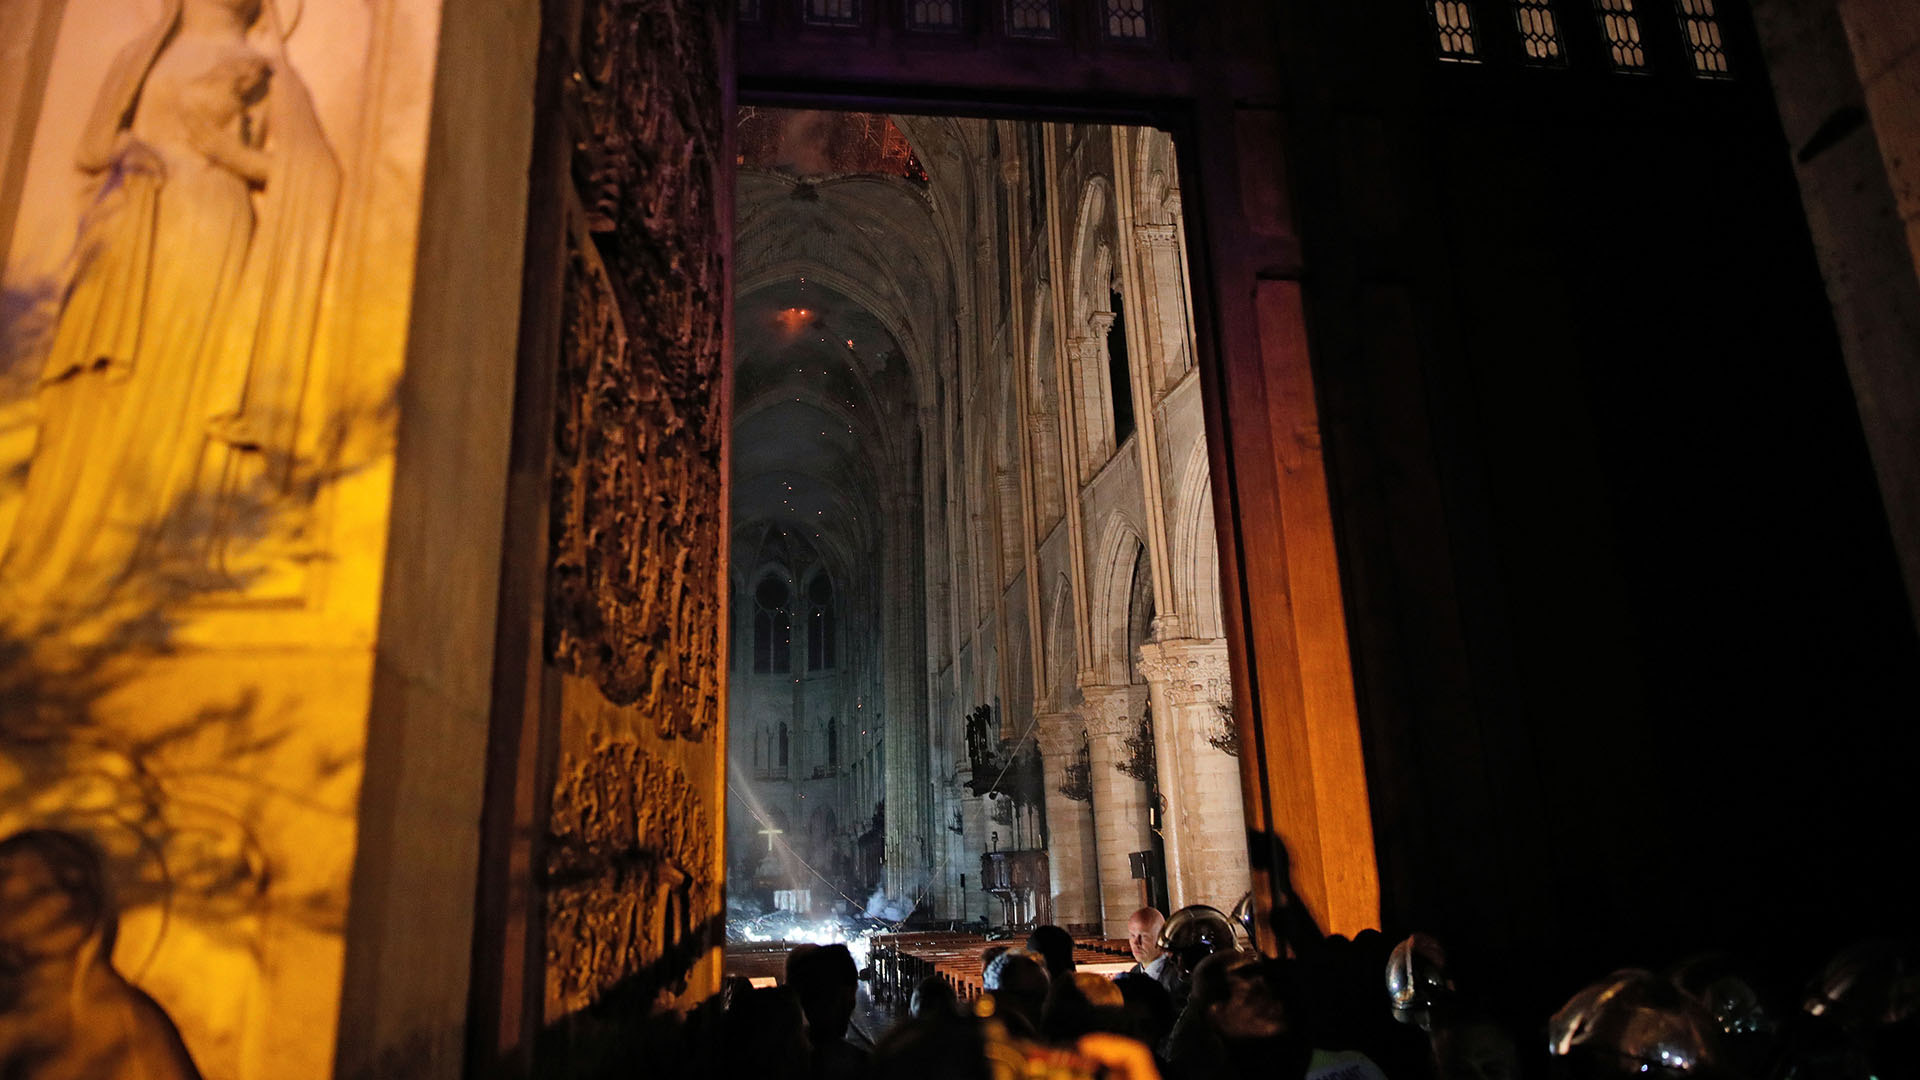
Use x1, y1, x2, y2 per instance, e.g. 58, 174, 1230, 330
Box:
0, 338, 396, 971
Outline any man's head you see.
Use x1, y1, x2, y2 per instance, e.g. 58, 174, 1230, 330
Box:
1041, 971, 1127, 1041
1127, 907, 1166, 968
1191, 951, 1288, 1041
983, 947, 1050, 1035
910, 974, 958, 1019
1026, 924, 1075, 980
0, 829, 114, 968
786, 942, 859, 1043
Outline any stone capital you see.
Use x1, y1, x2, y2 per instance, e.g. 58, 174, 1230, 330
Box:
1066, 333, 1105, 361
1075, 683, 1145, 739
1136, 638, 1232, 707
1135, 222, 1179, 247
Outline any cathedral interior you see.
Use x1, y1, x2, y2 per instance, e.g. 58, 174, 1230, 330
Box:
725, 110, 1247, 940
1, 0, 1919, 1077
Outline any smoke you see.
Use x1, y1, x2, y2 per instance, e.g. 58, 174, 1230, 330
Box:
776, 110, 835, 176
864, 886, 916, 924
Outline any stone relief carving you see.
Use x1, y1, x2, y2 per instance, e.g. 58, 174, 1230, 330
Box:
544, 741, 715, 1016
0, 0, 340, 611
545, 0, 725, 741
535, 0, 727, 1049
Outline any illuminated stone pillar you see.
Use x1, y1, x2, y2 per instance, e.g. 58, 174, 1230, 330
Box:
1067, 319, 1116, 482
1134, 221, 1193, 393
1137, 639, 1250, 912
962, 772, 994, 922
1035, 714, 1100, 929
1079, 683, 1153, 936
882, 488, 931, 904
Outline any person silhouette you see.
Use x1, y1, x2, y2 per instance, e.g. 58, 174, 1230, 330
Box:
787, 943, 868, 1080
0, 828, 203, 1080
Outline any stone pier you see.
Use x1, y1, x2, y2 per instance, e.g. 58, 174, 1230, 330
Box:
1079, 683, 1154, 936
1138, 639, 1249, 912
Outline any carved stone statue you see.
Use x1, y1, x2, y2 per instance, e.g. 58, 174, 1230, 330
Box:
0, 829, 203, 1080
0, 0, 340, 608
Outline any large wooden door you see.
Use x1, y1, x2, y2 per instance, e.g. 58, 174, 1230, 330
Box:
466, 0, 733, 1075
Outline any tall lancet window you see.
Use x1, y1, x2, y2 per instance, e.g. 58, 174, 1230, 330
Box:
808, 573, 837, 670
778, 722, 791, 772
827, 717, 840, 767
1108, 288, 1135, 446
754, 575, 792, 674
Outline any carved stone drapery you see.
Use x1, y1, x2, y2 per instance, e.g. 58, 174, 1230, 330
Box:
546, 0, 728, 741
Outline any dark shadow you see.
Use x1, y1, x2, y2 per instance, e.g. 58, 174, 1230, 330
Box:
515, 913, 729, 1080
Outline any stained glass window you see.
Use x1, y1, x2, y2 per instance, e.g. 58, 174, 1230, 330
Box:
1595, 0, 1647, 70
803, 0, 862, 27
1430, 1, 1482, 62
808, 574, 836, 670
1674, 0, 1731, 77
1513, 0, 1566, 64
908, 0, 963, 31
1103, 0, 1150, 41
755, 576, 792, 674
1006, 0, 1060, 39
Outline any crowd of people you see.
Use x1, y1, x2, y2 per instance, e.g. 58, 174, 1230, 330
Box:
3, 825, 1915, 1080
723, 901, 1918, 1080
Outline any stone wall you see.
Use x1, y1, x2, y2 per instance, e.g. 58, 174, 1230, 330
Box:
0, 0, 527, 1076
927, 122, 1254, 932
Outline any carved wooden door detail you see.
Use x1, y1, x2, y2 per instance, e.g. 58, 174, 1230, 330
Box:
469, 0, 732, 1075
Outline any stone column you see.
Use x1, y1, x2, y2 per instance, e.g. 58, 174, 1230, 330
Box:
1027, 412, 1064, 527
1133, 221, 1193, 395
961, 772, 993, 922
1137, 639, 1249, 912
1067, 317, 1116, 481
1079, 683, 1154, 936
1036, 714, 1101, 929
882, 489, 930, 904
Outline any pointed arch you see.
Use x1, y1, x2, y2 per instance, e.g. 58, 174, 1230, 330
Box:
994, 374, 1023, 587
1173, 437, 1224, 640
1066, 175, 1126, 473
1093, 512, 1149, 686
1027, 296, 1065, 533
1067, 176, 1118, 329
1043, 573, 1076, 710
